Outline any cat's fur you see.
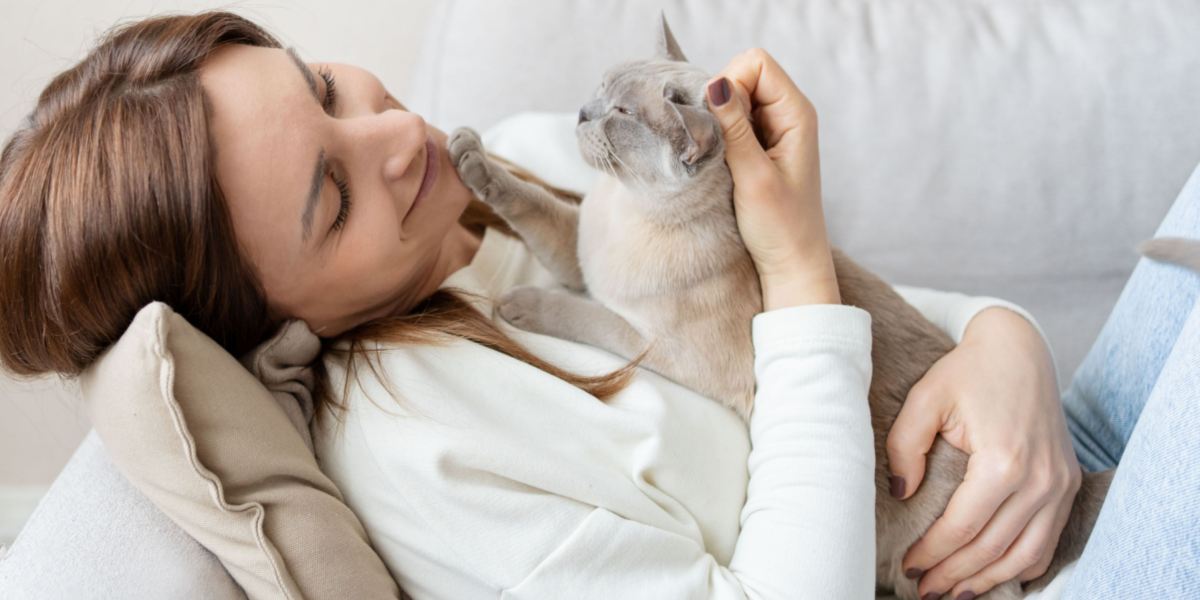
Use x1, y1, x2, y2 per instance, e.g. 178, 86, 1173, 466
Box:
448, 15, 1112, 599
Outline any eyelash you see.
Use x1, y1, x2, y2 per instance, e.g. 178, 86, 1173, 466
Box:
331, 171, 351, 232
317, 65, 337, 112
316, 66, 351, 232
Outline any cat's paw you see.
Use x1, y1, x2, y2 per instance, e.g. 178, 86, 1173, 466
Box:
496, 285, 552, 334
448, 127, 498, 202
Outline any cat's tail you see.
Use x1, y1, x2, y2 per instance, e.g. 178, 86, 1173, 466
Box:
1138, 237, 1200, 272
1023, 469, 1114, 593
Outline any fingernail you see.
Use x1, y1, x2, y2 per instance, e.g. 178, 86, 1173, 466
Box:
955, 592, 976, 600
905, 567, 924, 580
707, 77, 730, 107
921, 593, 941, 600
889, 474, 906, 499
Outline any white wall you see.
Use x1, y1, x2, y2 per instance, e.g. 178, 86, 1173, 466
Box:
0, 0, 436, 528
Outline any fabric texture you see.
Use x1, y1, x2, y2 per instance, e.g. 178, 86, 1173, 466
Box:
412, 0, 1200, 381
77, 302, 400, 600
0, 430, 245, 599
1059, 162, 1200, 596
1063, 163, 1200, 472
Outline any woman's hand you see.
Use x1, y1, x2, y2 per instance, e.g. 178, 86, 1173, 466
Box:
887, 307, 1082, 599
706, 48, 839, 309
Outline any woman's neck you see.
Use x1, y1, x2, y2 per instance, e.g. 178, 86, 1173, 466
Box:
439, 221, 485, 282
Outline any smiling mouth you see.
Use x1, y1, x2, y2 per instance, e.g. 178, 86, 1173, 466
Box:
405, 136, 439, 224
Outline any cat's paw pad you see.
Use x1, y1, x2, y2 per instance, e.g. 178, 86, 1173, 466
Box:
448, 127, 484, 163
448, 128, 495, 199
497, 286, 547, 332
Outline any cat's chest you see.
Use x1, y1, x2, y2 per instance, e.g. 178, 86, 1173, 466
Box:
576, 187, 735, 297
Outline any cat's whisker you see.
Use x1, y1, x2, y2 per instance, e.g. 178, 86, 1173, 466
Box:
608, 149, 650, 191
598, 149, 617, 178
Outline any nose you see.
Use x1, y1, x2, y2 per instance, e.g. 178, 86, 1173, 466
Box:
376, 110, 427, 182
578, 99, 604, 125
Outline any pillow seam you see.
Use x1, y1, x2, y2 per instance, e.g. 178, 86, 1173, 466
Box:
154, 310, 299, 600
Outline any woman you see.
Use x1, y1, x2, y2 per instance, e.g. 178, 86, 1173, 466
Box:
0, 10, 1190, 599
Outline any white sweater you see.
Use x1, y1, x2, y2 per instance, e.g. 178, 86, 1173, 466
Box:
313, 225, 1046, 600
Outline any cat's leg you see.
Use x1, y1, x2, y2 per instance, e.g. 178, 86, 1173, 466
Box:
496, 285, 654, 364
448, 128, 586, 292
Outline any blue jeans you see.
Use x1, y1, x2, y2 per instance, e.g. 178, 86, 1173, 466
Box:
1060, 163, 1200, 598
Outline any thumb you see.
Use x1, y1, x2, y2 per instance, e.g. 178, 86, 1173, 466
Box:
706, 77, 772, 180
886, 382, 946, 500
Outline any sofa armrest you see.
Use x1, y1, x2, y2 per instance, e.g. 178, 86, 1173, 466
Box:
0, 430, 244, 599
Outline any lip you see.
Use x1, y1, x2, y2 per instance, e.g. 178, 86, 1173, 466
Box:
406, 135, 439, 223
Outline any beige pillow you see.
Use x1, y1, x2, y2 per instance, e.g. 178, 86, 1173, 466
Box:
81, 301, 401, 600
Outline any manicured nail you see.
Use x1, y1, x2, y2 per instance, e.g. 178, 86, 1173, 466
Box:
707, 77, 730, 107
905, 567, 924, 580
889, 474, 906, 499
955, 592, 976, 600
921, 593, 941, 600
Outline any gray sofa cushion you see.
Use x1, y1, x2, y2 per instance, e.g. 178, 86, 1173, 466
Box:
408, 0, 1200, 379
0, 431, 244, 599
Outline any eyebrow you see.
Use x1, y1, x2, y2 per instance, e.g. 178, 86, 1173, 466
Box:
284, 46, 326, 245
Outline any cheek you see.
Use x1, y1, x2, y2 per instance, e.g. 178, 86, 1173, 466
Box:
608, 125, 665, 178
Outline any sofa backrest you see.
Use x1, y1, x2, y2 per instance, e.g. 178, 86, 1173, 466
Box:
406, 0, 1200, 378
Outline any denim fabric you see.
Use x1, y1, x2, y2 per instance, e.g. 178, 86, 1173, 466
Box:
1060, 163, 1200, 597
1062, 164, 1200, 472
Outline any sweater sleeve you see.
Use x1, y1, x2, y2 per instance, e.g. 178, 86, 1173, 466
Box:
504, 304, 876, 600
893, 285, 1057, 381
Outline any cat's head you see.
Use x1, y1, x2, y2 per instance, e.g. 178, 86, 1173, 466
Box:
576, 15, 725, 192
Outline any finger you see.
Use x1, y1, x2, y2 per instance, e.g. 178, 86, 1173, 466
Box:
903, 454, 1020, 576
715, 48, 812, 149
715, 49, 817, 188
949, 499, 1062, 599
916, 491, 1039, 596
705, 76, 774, 184
1017, 482, 1074, 582
886, 381, 945, 500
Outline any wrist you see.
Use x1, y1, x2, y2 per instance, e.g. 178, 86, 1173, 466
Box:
761, 271, 841, 310
962, 307, 1037, 344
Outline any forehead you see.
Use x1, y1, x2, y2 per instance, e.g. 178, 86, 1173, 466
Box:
200, 44, 317, 286
603, 59, 705, 93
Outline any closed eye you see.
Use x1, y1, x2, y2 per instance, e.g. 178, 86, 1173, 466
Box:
330, 170, 351, 232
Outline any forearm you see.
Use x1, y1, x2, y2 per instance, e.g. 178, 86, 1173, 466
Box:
732, 304, 876, 597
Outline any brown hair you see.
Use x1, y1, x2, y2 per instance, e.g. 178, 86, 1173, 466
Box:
0, 11, 640, 421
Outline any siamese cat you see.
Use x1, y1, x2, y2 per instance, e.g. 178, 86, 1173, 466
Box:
448, 15, 1114, 599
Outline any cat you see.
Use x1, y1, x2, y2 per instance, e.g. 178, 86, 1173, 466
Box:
447, 14, 1112, 599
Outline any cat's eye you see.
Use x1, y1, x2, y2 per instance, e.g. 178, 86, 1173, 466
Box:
665, 88, 687, 105
615, 106, 634, 116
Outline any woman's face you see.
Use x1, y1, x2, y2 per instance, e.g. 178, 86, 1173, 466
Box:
199, 44, 478, 336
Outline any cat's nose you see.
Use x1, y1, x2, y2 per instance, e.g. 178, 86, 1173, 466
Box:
578, 107, 590, 124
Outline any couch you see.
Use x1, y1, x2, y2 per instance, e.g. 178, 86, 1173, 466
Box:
4, 1, 1200, 597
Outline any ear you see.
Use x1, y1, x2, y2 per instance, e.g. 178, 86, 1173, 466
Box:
656, 12, 688, 62
666, 101, 717, 173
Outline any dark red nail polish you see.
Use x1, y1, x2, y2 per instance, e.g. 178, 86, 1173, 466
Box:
890, 475, 906, 499
707, 77, 730, 106
905, 567, 924, 580
955, 592, 976, 600
921, 593, 941, 600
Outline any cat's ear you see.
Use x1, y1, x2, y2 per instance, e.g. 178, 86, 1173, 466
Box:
656, 12, 688, 62
666, 101, 717, 173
